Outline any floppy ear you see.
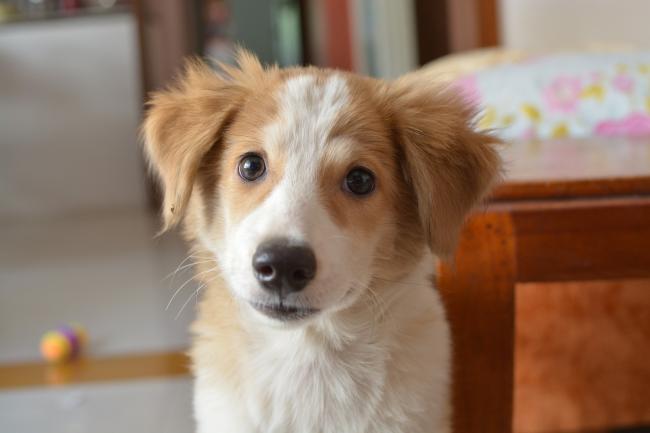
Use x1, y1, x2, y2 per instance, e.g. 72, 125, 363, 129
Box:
142, 57, 250, 231
387, 78, 502, 257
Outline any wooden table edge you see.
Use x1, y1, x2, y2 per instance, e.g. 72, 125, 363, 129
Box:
492, 176, 650, 202
0, 351, 190, 390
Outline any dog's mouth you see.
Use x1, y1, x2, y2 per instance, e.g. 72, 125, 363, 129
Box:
250, 301, 319, 321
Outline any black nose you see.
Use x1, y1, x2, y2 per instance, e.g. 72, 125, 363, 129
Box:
252, 239, 317, 295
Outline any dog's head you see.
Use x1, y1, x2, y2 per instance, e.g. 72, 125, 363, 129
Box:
143, 51, 500, 324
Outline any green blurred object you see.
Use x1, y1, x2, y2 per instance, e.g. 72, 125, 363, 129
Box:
0, 3, 18, 22
199, 0, 303, 67
274, 0, 302, 67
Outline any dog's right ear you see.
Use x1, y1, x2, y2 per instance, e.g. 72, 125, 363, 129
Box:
386, 77, 502, 257
142, 58, 250, 232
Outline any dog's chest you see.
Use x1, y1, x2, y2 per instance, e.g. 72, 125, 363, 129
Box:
243, 332, 387, 433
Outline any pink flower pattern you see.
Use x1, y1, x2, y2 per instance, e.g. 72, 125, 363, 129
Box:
543, 76, 582, 113
594, 113, 650, 137
612, 74, 635, 93
452, 75, 481, 108
463, 56, 650, 140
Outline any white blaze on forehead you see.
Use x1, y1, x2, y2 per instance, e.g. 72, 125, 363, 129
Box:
268, 73, 350, 157
217, 72, 378, 312
230, 74, 352, 254
249, 74, 351, 240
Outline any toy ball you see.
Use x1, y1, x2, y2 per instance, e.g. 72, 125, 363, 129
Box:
40, 324, 87, 363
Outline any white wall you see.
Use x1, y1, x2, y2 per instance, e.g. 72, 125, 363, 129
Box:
500, 0, 650, 50
0, 14, 147, 219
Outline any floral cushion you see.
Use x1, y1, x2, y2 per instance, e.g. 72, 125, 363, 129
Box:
449, 52, 650, 140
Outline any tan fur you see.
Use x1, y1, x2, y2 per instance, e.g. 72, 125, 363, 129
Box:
142, 50, 501, 433
142, 53, 276, 231
189, 265, 243, 391
385, 76, 502, 256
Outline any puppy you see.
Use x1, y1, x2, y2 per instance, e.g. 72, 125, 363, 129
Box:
143, 50, 500, 433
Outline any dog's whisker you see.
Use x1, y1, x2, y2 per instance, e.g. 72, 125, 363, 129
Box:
162, 254, 214, 284
166, 266, 219, 311
175, 288, 199, 321
162, 254, 195, 283
366, 284, 401, 321
175, 272, 223, 320
175, 279, 208, 320
170, 253, 211, 274
363, 286, 385, 319
164, 259, 215, 284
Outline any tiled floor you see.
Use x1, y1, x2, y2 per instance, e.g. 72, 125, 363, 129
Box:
0, 210, 195, 363
0, 377, 194, 433
0, 210, 197, 432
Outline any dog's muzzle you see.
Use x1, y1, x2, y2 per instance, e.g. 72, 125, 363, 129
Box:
252, 238, 317, 296
250, 238, 319, 321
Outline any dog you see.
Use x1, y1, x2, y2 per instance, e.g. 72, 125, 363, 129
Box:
143, 50, 501, 433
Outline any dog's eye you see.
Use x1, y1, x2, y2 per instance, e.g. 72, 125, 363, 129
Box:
343, 167, 375, 196
238, 154, 266, 181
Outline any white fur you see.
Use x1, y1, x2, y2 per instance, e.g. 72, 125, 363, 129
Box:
210, 75, 382, 315
194, 74, 451, 433
194, 254, 451, 433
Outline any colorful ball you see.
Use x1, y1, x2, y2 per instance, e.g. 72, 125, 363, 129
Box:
40, 324, 87, 363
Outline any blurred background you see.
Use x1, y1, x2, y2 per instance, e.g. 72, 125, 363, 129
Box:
0, 1, 648, 432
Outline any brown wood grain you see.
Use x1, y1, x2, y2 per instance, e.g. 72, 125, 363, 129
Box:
443, 194, 650, 433
512, 198, 650, 283
426, 14, 650, 427
438, 212, 516, 433
477, 0, 500, 46
493, 176, 650, 202
414, 0, 450, 64
514, 279, 650, 432
0, 351, 189, 390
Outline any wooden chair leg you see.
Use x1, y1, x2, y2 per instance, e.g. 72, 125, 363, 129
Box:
438, 211, 517, 433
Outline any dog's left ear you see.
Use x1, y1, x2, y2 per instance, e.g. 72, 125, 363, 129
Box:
387, 78, 502, 257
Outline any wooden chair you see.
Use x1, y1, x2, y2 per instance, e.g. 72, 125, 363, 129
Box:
437, 137, 650, 433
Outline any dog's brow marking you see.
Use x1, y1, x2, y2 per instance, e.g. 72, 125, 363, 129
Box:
246, 73, 351, 244
275, 74, 350, 157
